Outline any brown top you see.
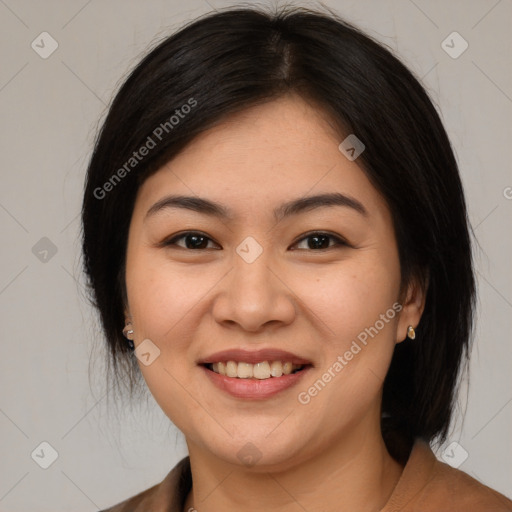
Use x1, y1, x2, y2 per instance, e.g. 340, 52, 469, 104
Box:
100, 439, 512, 512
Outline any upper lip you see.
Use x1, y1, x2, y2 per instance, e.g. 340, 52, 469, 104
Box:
198, 348, 312, 366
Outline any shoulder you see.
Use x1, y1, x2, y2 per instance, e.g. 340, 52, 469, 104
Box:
99, 456, 191, 512
384, 439, 512, 511
99, 483, 159, 512
423, 455, 512, 511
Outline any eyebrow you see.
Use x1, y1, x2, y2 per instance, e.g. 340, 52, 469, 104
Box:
145, 192, 368, 222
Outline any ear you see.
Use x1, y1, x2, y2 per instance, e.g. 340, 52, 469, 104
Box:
122, 306, 134, 341
123, 305, 132, 324
396, 271, 428, 343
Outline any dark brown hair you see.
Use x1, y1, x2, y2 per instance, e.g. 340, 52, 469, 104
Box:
82, 4, 476, 455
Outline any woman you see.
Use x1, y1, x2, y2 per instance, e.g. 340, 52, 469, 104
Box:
82, 5, 512, 511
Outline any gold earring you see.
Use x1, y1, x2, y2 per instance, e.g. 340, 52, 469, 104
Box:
407, 325, 416, 340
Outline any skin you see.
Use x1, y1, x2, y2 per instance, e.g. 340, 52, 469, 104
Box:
124, 93, 426, 512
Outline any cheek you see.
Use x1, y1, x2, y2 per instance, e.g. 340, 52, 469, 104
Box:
288, 257, 400, 347
125, 251, 212, 345
292, 260, 400, 420
125, 250, 209, 429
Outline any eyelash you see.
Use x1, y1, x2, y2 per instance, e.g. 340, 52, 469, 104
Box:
161, 231, 349, 251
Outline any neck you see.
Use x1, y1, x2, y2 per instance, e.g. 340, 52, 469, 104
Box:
183, 419, 404, 512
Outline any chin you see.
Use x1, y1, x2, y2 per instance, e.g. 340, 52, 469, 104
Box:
199, 429, 312, 472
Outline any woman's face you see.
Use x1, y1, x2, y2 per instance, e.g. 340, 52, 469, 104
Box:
124, 94, 422, 470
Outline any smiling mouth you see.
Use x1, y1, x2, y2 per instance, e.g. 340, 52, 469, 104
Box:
203, 361, 309, 380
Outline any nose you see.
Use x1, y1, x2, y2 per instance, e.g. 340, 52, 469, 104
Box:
211, 247, 297, 333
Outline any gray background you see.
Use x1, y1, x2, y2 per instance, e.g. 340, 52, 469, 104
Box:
1, 0, 511, 510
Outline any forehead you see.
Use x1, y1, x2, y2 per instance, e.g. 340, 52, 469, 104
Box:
134, 95, 389, 223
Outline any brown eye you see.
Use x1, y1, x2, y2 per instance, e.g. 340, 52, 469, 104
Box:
164, 231, 219, 250
292, 232, 347, 251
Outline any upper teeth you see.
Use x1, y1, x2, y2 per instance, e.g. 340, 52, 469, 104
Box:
210, 361, 304, 379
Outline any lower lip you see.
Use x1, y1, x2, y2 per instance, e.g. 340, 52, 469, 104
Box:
201, 365, 311, 399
